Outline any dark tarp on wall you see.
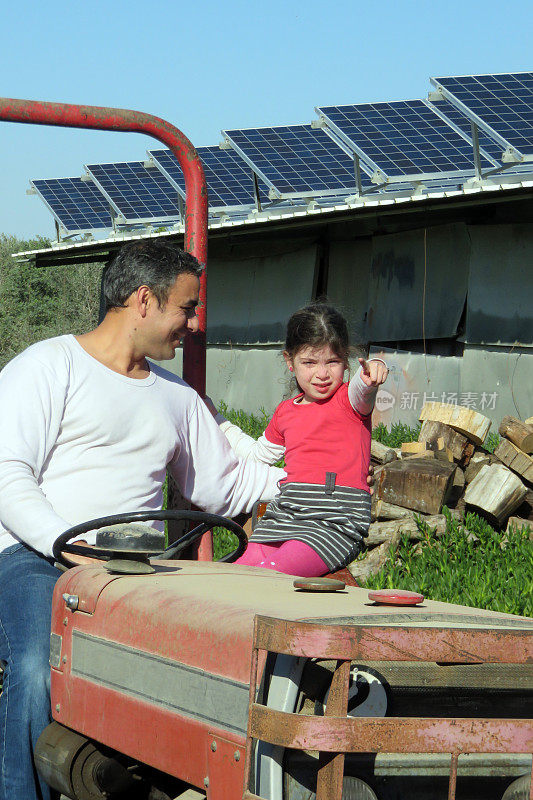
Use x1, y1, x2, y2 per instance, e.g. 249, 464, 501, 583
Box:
365, 223, 470, 342
326, 238, 372, 344
206, 243, 318, 344
465, 224, 533, 347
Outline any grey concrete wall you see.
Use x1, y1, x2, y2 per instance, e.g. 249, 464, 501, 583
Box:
369, 344, 532, 430
160, 343, 531, 431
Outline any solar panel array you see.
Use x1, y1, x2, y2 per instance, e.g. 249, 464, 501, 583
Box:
31, 72, 533, 237
85, 161, 181, 224
431, 73, 533, 160
222, 124, 369, 197
149, 146, 271, 210
316, 99, 494, 182
31, 177, 113, 233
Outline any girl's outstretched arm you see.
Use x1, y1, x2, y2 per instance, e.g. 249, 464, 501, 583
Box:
202, 397, 285, 465
348, 358, 388, 416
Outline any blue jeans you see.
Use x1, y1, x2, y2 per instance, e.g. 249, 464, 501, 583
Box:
0, 543, 61, 800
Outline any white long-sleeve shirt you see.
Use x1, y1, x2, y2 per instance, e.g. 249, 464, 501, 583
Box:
0, 335, 284, 557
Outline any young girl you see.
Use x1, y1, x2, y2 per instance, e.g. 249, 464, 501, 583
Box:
214, 303, 388, 577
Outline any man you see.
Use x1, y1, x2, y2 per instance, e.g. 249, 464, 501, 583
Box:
0, 240, 284, 800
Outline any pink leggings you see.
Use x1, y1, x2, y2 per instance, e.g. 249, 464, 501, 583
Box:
234, 540, 329, 577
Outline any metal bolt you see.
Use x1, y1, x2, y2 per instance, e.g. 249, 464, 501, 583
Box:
62, 593, 79, 611
55, 704, 60, 713
234, 750, 241, 762
211, 740, 217, 752
203, 777, 209, 788
62, 655, 67, 664
63, 617, 68, 626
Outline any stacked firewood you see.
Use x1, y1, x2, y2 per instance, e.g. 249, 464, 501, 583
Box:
349, 403, 533, 581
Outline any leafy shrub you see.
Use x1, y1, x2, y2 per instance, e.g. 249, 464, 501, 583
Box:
0, 234, 102, 369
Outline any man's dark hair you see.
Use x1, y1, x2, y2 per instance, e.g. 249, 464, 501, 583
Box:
103, 240, 202, 310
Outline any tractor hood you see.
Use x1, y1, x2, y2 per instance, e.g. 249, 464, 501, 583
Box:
49, 560, 532, 789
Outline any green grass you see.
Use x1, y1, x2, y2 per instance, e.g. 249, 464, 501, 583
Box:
484, 431, 500, 453
217, 401, 270, 439
364, 509, 532, 617
372, 422, 420, 448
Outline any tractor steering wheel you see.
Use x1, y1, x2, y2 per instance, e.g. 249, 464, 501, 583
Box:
52, 510, 248, 570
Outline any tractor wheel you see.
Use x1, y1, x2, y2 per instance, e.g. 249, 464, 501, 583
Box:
501, 775, 532, 800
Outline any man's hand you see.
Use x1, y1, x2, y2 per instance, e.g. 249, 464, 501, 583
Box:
359, 358, 388, 387
60, 540, 100, 566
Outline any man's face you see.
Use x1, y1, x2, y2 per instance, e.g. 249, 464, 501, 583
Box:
144, 272, 200, 360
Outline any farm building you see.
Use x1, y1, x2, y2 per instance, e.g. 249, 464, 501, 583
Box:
16, 179, 533, 428
14, 72, 533, 427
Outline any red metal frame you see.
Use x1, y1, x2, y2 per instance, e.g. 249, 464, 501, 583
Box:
0, 97, 213, 559
245, 615, 533, 800
0, 97, 208, 395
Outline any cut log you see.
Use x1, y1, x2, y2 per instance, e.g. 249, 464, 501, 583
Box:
515, 489, 533, 522
366, 513, 455, 547
506, 516, 533, 538
418, 419, 475, 464
464, 464, 527, 526
493, 439, 533, 485
371, 439, 398, 464
372, 498, 416, 521
525, 417, 533, 426
464, 451, 493, 484
402, 449, 453, 463
453, 466, 465, 490
498, 415, 533, 455
348, 530, 402, 582
401, 441, 430, 457
419, 402, 491, 445
376, 458, 457, 516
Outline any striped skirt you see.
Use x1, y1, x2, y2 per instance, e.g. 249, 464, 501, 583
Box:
250, 482, 371, 571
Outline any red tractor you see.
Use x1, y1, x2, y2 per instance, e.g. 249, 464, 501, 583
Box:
1, 99, 532, 800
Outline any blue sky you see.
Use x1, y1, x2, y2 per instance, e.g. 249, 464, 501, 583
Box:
2, 0, 532, 239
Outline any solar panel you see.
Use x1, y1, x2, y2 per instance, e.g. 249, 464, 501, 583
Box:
425, 98, 533, 179
85, 161, 181, 224
31, 177, 113, 233
316, 99, 493, 184
222, 124, 366, 198
431, 73, 533, 162
149, 146, 270, 210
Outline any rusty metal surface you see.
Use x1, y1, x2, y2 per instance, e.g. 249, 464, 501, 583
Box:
246, 612, 532, 800
244, 638, 259, 797
316, 660, 350, 800
253, 614, 533, 663
248, 706, 533, 754
448, 753, 459, 800
0, 97, 208, 396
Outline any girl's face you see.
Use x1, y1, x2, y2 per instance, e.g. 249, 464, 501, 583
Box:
284, 344, 347, 404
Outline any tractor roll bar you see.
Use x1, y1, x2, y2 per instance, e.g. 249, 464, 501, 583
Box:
0, 97, 209, 396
